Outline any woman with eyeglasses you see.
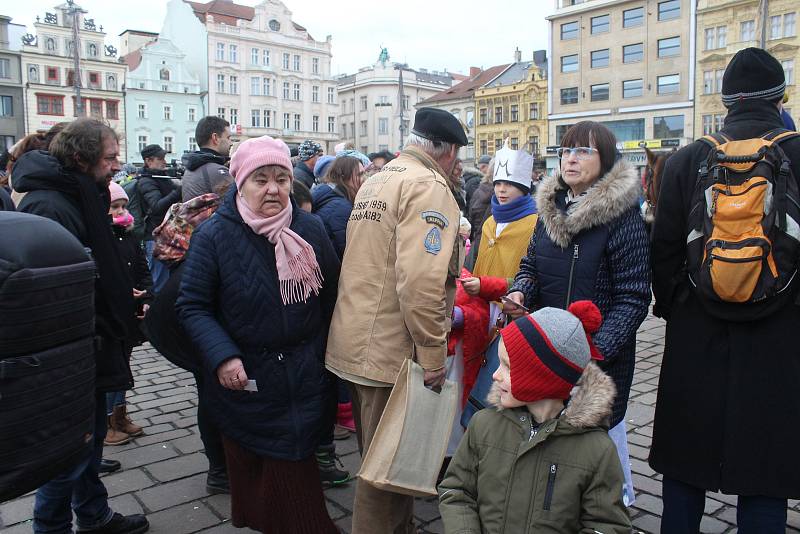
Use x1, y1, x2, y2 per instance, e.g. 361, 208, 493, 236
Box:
503, 121, 651, 508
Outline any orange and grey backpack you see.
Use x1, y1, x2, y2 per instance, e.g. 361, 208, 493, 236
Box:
686, 128, 800, 320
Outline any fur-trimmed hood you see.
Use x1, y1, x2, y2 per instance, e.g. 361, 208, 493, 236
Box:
536, 159, 640, 248
489, 362, 616, 429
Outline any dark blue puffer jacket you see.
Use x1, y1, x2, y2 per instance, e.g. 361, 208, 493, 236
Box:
312, 184, 352, 259
176, 188, 340, 460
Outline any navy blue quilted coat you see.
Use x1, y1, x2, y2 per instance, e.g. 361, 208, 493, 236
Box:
311, 184, 352, 259
510, 160, 651, 428
176, 188, 340, 460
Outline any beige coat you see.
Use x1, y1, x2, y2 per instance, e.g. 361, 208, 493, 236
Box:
326, 147, 463, 384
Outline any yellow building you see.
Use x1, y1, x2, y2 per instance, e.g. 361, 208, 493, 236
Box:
696, 0, 798, 137
474, 50, 549, 164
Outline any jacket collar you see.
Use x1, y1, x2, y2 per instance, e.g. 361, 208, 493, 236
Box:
401, 146, 463, 205
536, 158, 640, 248
723, 98, 784, 130
216, 186, 301, 227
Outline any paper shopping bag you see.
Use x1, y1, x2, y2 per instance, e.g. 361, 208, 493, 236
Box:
357, 358, 458, 497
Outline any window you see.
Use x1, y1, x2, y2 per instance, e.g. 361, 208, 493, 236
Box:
106, 101, 118, 120
561, 54, 579, 73
328, 116, 335, 133
623, 7, 644, 28
66, 69, 77, 87
658, 36, 681, 58
480, 140, 488, 155
312, 58, 320, 75
715, 69, 724, 93
312, 86, 319, 102
283, 113, 290, 129
623, 43, 643, 63
163, 136, 173, 154
529, 103, 539, 120
360, 120, 368, 136
784, 59, 795, 85
599, 118, 645, 142
770, 15, 782, 39
495, 106, 503, 123
251, 109, 261, 128
251, 77, 260, 95
283, 53, 290, 69
230, 108, 238, 126
37, 94, 63, 115
161, 84, 169, 92
230, 76, 238, 94
269, 19, 280, 31
379, 95, 389, 104
263, 49, 270, 66
138, 135, 148, 153
328, 87, 335, 104
163, 105, 172, 120
591, 49, 609, 68
510, 138, 519, 150
703, 70, 714, 94
623, 79, 643, 98
293, 83, 301, 100
741, 20, 755, 41
786, 13, 797, 37
653, 115, 684, 138
159, 69, 170, 82
0, 96, 12, 117
657, 74, 680, 94
251, 48, 259, 65
528, 136, 540, 155
89, 99, 103, 118
479, 108, 487, 125
0, 58, 10, 79
217, 74, 225, 93
702, 113, 725, 135
510, 104, 519, 122
561, 21, 579, 40
495, 139, 503, 151
561, 87, 578, 105
217, 107, 225, 120
658, 0, 680, 21
188, 106, 196, 122
342, 123, 347, 137
264, 78, 273, 96
717, 26, 727, 48
283, 81, 290, 99
188, 137, 197, 151
360, 96, 368, 110
229, 45, 238, 63
294, 114, 301, 130
137, 103, 146, 119
591, 83, 609, 101
591, 14, 610, 34
312, 115, 319, 132
293, 55, 301, 71
46, 67, 59, 84
262, 109, 270, 128
216, 43, 224, 61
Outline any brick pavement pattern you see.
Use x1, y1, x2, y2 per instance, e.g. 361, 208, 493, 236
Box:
2, 314, 800, 533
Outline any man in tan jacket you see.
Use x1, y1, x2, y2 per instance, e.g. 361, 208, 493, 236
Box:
326, 108, 467, 533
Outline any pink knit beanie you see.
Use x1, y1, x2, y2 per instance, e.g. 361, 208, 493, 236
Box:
109, 181, 128, 203
230, 136, 293, 189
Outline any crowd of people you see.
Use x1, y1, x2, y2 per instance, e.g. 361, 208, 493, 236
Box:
0, 47, 798, 534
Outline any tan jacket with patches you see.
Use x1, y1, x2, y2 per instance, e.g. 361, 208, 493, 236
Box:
326, 147, 463, 383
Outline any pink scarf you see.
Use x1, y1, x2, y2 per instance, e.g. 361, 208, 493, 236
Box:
112, 211, 134, 229
236, 194, 323, 305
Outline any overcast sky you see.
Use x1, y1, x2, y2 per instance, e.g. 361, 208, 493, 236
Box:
5, 0, 551, 76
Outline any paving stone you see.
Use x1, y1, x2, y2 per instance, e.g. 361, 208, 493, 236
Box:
629, 458, 657, 478
632, 473, 662, 497
146, 452, 209, 482
104, 468, 157, 497
0, 521, 35, 534
199, 522, 257, 533
172, 432, 205, 454
0, 493, 34, 526
145, 500, 219, 533
105, 442, 179, 469
631, 511, 661, 533
626, 402, 656, 428
204, 493, 231, 519
700, 514, 731, 533
626, 431, 653, 448
137, 393, 197, 411
124, 408, 162, 420
160, 401, 194, 413
133, 383, 176, 395
126, 392, 158, 404
148, 412, 182, 425
108, 492, 145, 516
175, 416, 199, 428
132, 428, 191, 447
632, 493, 663, 516
136, 473, 210, 512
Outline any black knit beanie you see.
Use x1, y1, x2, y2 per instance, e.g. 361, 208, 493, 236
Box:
721, 47, 785, 108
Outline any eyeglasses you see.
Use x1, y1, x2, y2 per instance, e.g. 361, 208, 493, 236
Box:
556, 147, 598, 160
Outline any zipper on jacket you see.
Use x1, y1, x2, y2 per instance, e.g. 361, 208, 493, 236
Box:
543, 463, 558, 511
565, 244, 579, 308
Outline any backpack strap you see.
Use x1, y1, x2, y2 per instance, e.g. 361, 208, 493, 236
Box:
698, 132, 731, 149
762, 128, 800, 145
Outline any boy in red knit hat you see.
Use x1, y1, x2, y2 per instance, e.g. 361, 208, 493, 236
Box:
438, 301, 631, 533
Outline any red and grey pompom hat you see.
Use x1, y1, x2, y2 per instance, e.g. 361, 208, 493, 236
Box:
500, 300, 603, 403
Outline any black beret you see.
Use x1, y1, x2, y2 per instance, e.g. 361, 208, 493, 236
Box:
141, 144, 167, 159
411, 108, 468, 147
722, 47, 785, 108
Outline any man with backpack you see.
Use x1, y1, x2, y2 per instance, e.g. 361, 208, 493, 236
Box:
651, 48, 800, 532
181, 116, 233, 202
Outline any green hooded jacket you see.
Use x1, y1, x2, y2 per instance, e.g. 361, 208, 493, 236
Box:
438, 362, 632, 534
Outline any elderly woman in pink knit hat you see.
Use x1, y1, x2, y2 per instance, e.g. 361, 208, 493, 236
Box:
177, 136, 341, 533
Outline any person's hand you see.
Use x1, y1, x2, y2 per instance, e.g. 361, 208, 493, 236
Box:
503, 292, 528, 319
136, 303, 150, 320
133, 288, 147, 299
461, 276, 481, 296
423, 367, 447, 388
217, 357, 248, 390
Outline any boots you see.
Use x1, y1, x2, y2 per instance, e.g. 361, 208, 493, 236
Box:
112, 404, 144, 437
316, 444, 350, 488
336, 402, 356, 433
206, 464, 230, 494
104, 415, 131, 446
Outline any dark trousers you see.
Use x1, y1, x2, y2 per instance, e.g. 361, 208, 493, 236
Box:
193, 372, 226, 469
662, 477, 787, 534
33, 390, 113, 533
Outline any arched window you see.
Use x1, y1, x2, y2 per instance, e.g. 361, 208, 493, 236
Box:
159, 68, 170, 81
268, 19, 280, 31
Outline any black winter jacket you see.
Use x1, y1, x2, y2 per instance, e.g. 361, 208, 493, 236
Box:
311, 184, 352, 259
650, 98, 800, 498
510, 159, 651, 427
137, 170, 180, 240
176, 188, 341, 460
181, 149, 232, 202
293, 161, 316, 189
112, 224, 152, 349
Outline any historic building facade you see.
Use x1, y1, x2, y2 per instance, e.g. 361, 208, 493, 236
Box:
695, 0, 798, 137
19, 2, 127, 158
0, 15, 25, 150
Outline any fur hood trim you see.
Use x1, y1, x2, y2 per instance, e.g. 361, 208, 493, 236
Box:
536, 159, 640, 248
488, 362, 615, 429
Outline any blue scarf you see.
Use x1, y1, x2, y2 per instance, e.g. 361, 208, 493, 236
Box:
491, 194, 537, 223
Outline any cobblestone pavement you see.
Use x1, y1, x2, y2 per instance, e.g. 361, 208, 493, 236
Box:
2, 313, 800, 533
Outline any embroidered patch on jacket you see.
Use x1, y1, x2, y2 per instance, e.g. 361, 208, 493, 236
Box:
424, 227, 442, 255
421, 210, 449, 229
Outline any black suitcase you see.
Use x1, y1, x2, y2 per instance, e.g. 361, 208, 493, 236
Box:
0, 211, 97, 502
